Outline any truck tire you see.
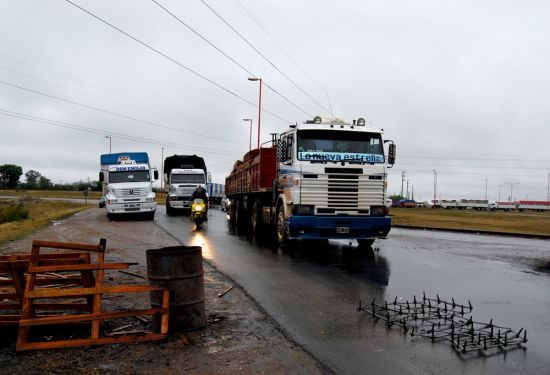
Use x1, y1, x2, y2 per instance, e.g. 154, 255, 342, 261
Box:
146, 211, 155, 221
276, 204, 288, 246
228, 199, 236, 232
235, 199, 247, 235
357, 239, 375, 248
251, 200, 263, 240
166, 199, 175, 216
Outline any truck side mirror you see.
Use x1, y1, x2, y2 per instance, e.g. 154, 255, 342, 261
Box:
99, 172, 104, 182
153, 170, 159, 180
388, 143, 396, 166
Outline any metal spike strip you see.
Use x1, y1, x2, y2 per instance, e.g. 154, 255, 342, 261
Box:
358, 295, 526, 355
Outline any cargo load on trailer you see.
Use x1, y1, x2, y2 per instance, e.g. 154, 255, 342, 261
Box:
225, 116, 396, 247
99, 152, 158, 220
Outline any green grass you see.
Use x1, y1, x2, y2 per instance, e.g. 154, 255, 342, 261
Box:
391, 207, 550, 236
0, 198, 91, 244
0, 189, 102, 199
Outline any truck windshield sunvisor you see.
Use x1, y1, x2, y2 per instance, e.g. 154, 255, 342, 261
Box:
109, 170, 150, 183
297, 130, 384, 163
171, 174, 205, 184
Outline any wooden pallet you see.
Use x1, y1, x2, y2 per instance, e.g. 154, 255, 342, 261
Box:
16, 239, 170, 351
0, 252, 92, 324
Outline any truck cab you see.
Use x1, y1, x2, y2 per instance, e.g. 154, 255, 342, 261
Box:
274, 116, 396, 246
166, 168, 208, 214
99, 152, 158, 220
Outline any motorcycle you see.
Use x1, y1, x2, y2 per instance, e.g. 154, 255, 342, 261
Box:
191, 198, 207, 229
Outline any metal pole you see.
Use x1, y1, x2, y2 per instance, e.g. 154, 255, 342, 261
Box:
161, 146, 164, 194
401, 171, 406, 198
242, 118, 252, 151
105, 136, 112, 153
485, 178, 488, 200
433, 170, 437, 206
547, 173, 549, 212
257, 78, 262, 149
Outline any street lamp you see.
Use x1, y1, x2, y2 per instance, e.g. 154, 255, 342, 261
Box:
242, 118, 253, 151
248, 77, 262, 149
105, 135, 112, 153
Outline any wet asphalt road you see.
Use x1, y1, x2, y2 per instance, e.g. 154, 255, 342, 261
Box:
154, 207, 550, 375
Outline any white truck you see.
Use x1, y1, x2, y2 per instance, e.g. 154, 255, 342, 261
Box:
164, 155, 209, 215
99, 152, 158, 220
225, 116, 396, 247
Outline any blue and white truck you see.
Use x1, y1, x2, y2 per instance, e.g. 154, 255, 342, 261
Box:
99, 152, 158, 220
225, 116, 396, 247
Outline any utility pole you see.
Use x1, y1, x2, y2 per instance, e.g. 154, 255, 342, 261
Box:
498, 184, 502, 202
411, 185, 415, 201
504, 182, 519, 202
406, 180, 410, 199
433, 169, 437, 207
484, 178, 488, 201
401, 171, 406, 198
161, 147, 165, 196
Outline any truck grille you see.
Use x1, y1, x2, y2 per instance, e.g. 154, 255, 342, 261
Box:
300, 174, 384, 215
175, 186, 195, 197
116, 187, 146, 197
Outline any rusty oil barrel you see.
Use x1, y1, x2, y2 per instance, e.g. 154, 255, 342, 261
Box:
146, 246, 205, 331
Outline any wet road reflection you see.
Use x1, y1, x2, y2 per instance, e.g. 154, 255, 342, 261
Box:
155, 207, 550, 375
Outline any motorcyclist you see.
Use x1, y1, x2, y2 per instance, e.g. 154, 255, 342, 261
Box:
191, 185, 208, 220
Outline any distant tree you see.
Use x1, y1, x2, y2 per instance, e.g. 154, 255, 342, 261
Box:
38, 175, 52, 189
24, 170, 42, 188
0, 164, 23, 189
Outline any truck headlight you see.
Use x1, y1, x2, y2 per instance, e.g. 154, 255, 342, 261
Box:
370, 206, 386, 216
295, 205, 314, 215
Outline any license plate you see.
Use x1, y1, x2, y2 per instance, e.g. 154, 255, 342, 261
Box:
336, 226, 350, 234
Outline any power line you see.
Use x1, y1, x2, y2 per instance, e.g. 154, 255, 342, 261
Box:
63, 0, 290, 123
0, 109, 242, 156
151, 0, 312, 117
0, 80, 244, 145
199, 0, 332, 115
233, 0, 332, 108
0, 59, 241, 130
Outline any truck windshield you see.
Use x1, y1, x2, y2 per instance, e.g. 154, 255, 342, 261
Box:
297, 130, 385, 163
109, 170, 150, 183
171, 174, 205, 184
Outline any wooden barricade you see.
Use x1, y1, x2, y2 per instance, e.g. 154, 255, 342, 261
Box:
15, 239, 170, 351
0, 252, 92, 324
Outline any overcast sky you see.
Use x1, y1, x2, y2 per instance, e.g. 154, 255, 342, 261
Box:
1, 0, 549, 202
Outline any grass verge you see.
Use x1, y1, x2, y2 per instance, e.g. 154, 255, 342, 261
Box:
391, 207, 550, 237
0, 199, 91, 244
0, 189, 102, 200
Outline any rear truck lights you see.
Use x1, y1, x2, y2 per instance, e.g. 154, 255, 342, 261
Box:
370, 206, 386, 216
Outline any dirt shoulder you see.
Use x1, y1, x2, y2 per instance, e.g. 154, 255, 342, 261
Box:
0, 208, 328, 375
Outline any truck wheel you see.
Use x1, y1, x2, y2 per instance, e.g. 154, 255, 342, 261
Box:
228, 199, 236, 232
235, 199, 247, 235
166, 200, 174, 216
251, 200, 263, 239
357, 239, 375, 248
146, 211, 155, 221
276, 205, 288, 246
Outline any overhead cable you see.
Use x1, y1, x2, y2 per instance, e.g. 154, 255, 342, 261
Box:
0, 109, 242, 156
200, 0, 332, 115
151, 0, 312, 117
63, 0, 290, 123
0, 80, 244, 145
233, 0, 333, 107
